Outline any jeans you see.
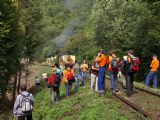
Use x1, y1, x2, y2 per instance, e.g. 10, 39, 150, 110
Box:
74, 74, 79, 92
125, 72, 134, 97
98, 67, 107, 92
65, 84, 69, 96
145, 71, 158, 88
91, 73, 98, 91
68, 82, 72, 95
18, 114, 32, 120
81, 72, 86, 85
110, 71, 118, 90
50, 87, 54, 101
50, 85, 60, 101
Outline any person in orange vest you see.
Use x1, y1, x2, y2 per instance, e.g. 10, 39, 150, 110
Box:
63, 65, 69, 96
145, 54, 159, 90
80, 60, 88, 86
96, 49, 108, 96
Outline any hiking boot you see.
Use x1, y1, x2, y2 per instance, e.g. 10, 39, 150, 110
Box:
126, 94, 131, 97
123, 86, 126, 89
80, 84, 85, 86
115, 89, 119, 92
98, 93, 102, 97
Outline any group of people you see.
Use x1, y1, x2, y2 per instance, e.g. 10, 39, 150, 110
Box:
90, 49, 159, 97
13, 61, 88, 120
13, 49, 159, 120
47, 61, 88, 102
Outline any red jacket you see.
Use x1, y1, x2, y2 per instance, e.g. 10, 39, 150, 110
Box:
48, 74, 56, 85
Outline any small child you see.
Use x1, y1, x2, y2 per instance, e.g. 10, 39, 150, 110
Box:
35, 77, 40, 86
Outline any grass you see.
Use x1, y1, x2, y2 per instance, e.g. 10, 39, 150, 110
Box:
32, 82, 135, 120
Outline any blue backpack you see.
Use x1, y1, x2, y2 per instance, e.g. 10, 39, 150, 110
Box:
111, 58, 119, 71
54, 73, 61, 87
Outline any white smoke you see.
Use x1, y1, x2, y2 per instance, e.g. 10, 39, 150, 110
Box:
54, 20, 77, 47
54, 0, 78, 47
64, 0, 76, 12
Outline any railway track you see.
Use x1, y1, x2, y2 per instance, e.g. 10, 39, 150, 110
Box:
107, 79, 160, 120
112, 92, 156, 120
134, 86, 160, 97
118, 80, 160, 98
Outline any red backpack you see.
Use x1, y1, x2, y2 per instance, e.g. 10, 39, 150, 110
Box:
67, 70, 74, 81
131, 57, 140, 72
48, 75, 56, 85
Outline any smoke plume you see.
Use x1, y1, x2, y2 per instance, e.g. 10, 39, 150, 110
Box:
54, 0, 78, 47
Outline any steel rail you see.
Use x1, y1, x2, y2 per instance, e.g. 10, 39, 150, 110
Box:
112, 92, 157, 120
118, 80, 160, 97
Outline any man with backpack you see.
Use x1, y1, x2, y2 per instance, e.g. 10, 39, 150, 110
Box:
108, 51, 119, 92
48, 69, 61, 102
96, 49, 108, 96
145, 54, 159, 90
66, 65, 75, 95
13, 83, 34, 120
123, 50, 140, 97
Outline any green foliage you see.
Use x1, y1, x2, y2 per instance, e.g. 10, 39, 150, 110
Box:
35, 0, 73, 61
0, 0, 25, 96
18, 0, 43, 58
63, 0, 160, 81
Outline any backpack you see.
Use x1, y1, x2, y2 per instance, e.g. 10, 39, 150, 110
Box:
131, 57, 140, 72
67, 70, 74, 81
48, 75, 56, 85
20, 93, 33, 113
111, 58, 119, 71
54, 73, 61, 86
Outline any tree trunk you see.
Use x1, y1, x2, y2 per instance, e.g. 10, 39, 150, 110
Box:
25, 58, 29, 87
17, 64, 21, 94
0, 72, 9, 120
12, 67, 18, 103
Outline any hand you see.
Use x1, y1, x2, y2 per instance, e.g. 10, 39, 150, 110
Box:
96, 56, 99, 61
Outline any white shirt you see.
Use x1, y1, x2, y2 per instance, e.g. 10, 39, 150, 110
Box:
35, 78, 40, 84
42, 73, 47, 79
